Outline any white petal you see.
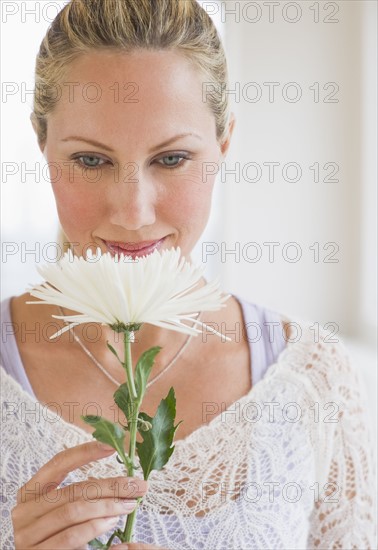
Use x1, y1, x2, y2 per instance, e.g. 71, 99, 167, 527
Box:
27, 247, 230, 339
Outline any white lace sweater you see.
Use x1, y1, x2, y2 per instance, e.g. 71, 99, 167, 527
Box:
1, 317, 376, 549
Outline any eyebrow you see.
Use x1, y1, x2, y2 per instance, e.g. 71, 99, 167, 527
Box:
60, 133, 202, 153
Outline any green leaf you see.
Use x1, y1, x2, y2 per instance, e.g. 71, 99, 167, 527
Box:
88, 538, 107, 549
114, 383, 137, 423
136, 387, 182, 480
81, 415, 129, 466
113, 347, 161, 422
135, 346, 161, 401
106, 341, 122, 364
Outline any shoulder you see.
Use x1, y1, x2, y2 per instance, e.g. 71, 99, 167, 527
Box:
261, 318, 376, 484
274, 311, 351, 372
0, 363, 24, 400
1, 296, 21, 377
260, 311, 365, 409
1, 294, 12, 319
269, 315, 372, 447
1, 295, 37, 393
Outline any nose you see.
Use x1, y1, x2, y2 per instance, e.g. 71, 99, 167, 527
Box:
107, 171, 156, 230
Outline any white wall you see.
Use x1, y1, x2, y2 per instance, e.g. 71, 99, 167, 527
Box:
359, 0, 378, 347
1, 1, 67, 295
209, 0, 377, 427
216, 1, 374, 334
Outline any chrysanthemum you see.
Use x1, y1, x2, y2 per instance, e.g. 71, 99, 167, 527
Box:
27, 247, 230, 339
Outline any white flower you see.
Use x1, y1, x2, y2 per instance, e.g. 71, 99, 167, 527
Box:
27, 247, 230, 339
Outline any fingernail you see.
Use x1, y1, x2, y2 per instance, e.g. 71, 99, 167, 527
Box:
97, 442, 115, 452
120, 499, 137, 511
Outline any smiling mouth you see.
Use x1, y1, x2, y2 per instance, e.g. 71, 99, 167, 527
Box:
103, 237, 166, 258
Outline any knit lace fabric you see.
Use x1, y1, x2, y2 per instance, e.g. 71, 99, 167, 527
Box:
1, 318, 376, 549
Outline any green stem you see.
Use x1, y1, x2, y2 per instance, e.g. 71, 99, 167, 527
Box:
103, 330, 142, 548
124, 331, 137, 400
127, 414, 138, 475
104, 530, 121, 549
123, 496, 142, 542
123, 330, 139, 542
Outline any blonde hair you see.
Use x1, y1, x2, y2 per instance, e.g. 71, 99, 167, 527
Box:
31, 0, 231, 147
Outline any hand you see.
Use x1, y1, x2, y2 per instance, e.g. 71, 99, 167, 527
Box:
11, 440, 148, 549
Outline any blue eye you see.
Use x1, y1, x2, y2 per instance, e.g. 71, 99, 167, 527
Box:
73, 155, 106, 169
157, 155, 188, 168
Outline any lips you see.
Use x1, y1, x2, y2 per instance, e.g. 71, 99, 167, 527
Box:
104, 238, 166, 258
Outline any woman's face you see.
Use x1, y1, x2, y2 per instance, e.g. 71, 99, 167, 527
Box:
41, 49, 233, 260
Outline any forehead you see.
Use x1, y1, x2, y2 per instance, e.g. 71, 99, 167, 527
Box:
48, 49, 214, 139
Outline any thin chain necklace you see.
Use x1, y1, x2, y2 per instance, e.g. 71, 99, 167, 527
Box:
57, 306, 201, 388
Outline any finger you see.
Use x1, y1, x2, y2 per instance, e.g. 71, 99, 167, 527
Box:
119, 544, 169, 549
14, 476, 147, 525
17, 497, 137, 547
37, 515, 121, 550
17, 441, 116, 504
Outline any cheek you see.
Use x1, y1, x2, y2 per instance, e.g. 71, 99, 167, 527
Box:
164, 172, 215, 230
50, 177, 106, 236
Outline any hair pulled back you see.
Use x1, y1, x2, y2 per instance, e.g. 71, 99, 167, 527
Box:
31, 0, 230, 147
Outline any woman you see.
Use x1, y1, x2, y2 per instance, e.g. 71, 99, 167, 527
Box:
1, 1, 376, 548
